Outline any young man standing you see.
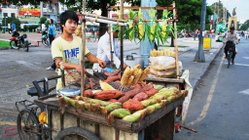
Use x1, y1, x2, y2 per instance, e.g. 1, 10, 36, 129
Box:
51, 10, 106, 90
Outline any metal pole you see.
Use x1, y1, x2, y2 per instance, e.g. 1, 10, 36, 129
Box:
40, 1, 43, 17
81, 0, 86, 96
194, 0, 206, 62
120, 0, 124, 73
170, 21, 174, 47
4, 17, 7, 33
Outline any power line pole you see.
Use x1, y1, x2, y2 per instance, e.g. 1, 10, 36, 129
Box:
194, 0, 206, 62
140, 0, 157, 68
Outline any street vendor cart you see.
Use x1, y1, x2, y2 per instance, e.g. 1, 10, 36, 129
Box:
15, 1, 190, 140
33, 77, 186, 140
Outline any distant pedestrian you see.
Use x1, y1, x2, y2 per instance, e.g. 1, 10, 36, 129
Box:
11, 23, 16, 32
48, 19, 56, 45
46, 19, 57, 71
20, 24, 24, 32
194, 28, 200, 40
7, 23, 11, 33
41, 23, 46, 32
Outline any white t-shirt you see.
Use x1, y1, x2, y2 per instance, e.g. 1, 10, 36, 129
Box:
51, 35, 90, 90
41, 24, 46, 32
92, 32, 121, 72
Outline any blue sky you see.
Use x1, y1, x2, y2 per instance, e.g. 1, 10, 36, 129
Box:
207, 0, 248, 23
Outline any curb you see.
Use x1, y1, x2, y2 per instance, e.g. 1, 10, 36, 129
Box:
192, 46, 223, 92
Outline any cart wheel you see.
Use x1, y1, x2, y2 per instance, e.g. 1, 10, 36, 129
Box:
17, 109, 42, 140
55, 127, 100, 140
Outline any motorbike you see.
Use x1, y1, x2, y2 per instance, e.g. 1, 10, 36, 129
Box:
10, 31, 31, 52
41, 31, 50, 47
225, 41, 236, 68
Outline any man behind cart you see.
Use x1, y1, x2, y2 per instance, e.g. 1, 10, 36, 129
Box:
92, 27, 127, 73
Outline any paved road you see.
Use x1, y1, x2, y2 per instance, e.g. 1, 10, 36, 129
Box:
175, 38, 249, 140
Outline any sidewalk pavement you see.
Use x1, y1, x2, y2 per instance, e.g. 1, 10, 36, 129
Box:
177, 38, 223, 90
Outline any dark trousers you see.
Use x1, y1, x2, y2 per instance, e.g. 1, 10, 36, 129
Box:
49, 34, 55, 45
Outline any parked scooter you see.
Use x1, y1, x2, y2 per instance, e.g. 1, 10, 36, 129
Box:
10, 31, 31, 52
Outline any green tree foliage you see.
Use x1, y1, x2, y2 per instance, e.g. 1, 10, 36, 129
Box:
7, 0, 213, 33
240, 20, 249, 31
211, 1, 224, 22
2, 17, 21, 30
39, 16, 47, 24
57, 0, 117, 37
125, 0, 213, 31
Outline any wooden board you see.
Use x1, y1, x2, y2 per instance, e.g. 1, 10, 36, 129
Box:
35, 97, 184, 133
145, 77, 185, 84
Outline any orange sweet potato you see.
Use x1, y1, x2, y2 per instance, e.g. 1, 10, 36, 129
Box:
144, 88, 158, 97
123, 99, 144, 111
94, 90, 124, 100
133, 92, 148, 101
83, 90, 94, 97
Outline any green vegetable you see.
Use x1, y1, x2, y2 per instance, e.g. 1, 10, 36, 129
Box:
109, 108, 131, 119
122, 109, 147, 122
146, 103, 161, 114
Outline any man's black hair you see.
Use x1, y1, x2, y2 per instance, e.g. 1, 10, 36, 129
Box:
230, 26, 235, 31
60, 10, 79, 32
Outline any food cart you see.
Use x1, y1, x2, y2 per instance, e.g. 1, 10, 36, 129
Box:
31, 1, 189, 140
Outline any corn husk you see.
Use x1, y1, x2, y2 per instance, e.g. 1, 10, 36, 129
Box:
141, 98, 157, 107
133, 69, 143, 84
63, 96, 76, 107
153, 84, 164, 91
75, 100, 91, 111
102, 103, 122, 114
122, 109, 147, 122
121, 67, 132, 86
146, 103, 161, 114
81, 97, 111, 106
99, 80, 115, 90
127, 75, 134, 87
108, 108, 131, 122
139, 67, 151, 82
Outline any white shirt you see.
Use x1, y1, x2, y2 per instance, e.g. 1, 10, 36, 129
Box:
20, 24, 24, 29
41, 24, 46, 32
93, 32, 120, 72
224, 31, 238, 44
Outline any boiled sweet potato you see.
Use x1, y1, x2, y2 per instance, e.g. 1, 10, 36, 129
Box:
123, 99, 144, 111
133, 92, 148, 101
104, 74, 121, 83
83, 90, 94, 97
144, 88, 158, 97
94, 90, 124, 100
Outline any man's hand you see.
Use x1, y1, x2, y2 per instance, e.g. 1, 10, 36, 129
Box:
98, 59, 106, 68
75, 65, 82, 73
123, 64, 128, 69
